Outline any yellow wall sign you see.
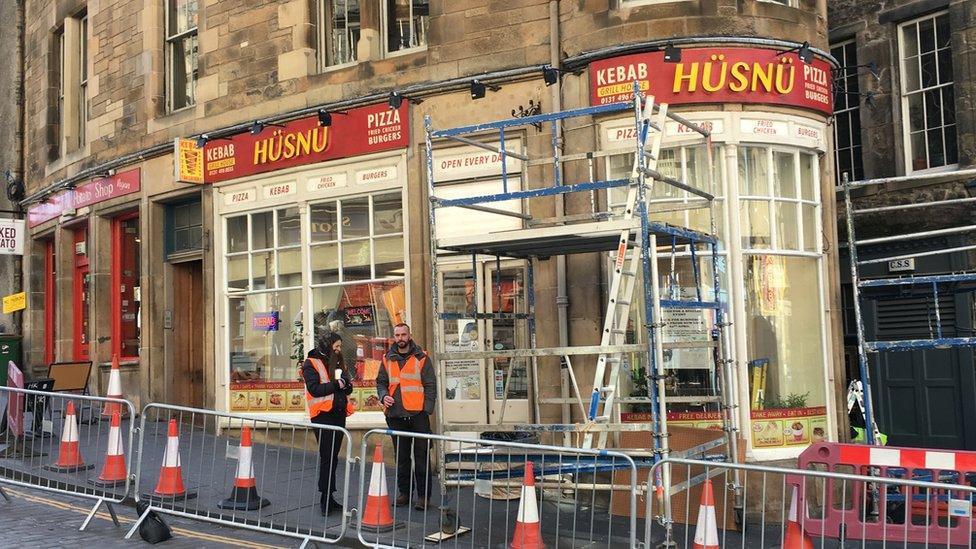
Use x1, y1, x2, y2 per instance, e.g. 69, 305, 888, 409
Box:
2, 292, 26, 314
175, 138, 205, 184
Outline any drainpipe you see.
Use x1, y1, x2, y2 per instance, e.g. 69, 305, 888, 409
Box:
549, 0, 571, 427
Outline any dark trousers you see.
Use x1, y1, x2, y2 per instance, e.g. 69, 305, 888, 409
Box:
312, 412, 346, 499
386, 412, 433, 499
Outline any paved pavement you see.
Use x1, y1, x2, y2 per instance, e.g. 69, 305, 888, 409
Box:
0, 484, 295, 548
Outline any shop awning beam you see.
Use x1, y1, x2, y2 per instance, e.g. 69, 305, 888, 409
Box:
639, 167, 715, 201
450, 203, 532, 220
854, 224, 976, 246
432, 177, 633, 207
437, 343, 646, 360
430, 102, 633, 138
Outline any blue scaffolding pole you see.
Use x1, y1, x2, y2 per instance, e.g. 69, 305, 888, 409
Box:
842, 171, 976, 445
425, 83, 737, 524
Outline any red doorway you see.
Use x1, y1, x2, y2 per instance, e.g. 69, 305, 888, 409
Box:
72, 225, 90, 361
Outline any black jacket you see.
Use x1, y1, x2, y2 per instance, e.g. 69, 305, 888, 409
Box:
302, 348, 354, 418
375, 340, 437, 418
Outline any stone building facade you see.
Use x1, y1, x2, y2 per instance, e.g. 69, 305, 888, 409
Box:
0, 1, 25, 341
829, 0, 976, 449
19, 0, 842, 461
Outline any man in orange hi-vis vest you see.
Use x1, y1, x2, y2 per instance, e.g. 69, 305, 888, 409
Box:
376, 322, 437, 510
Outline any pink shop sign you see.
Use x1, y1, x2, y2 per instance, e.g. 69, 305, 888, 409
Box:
28, 168, 141, 227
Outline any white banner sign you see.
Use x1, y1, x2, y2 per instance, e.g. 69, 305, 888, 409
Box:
0, 219, 25, 255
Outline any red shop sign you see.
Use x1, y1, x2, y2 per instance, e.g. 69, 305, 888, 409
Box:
202, 102, 409, 184
27, 168, 142, 228
589, 47, 833, 115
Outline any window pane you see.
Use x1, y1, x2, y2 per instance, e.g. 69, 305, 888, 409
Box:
907, 93, 924, 133
738, 147, 769, 196
902, 23, 919, 58
910, 132, 927, 171
927, 127, 945, 167
386, 0, 429, 52
252, 211, 273, 249
744, 256, 826, 410
227, 215, 248, 253
252, 252, 274, 290
924, 89, 942, 131
650, 148, 681, 199
277, 206, 301, 246
328, 0, 360, 66
937, 49, 953, 85
342, 197, 369, 238
373, 193, 403, 235
800, 154, 816, 201
943, 86, 956, 126
773, 152, 797, 199
311, 201, 338, 242
311, 243, 339, 284
169, 0, 198, 35
278, 248, 302, 288
903, 56, 920, 92
919, 18, 935, 54
374, 235, 404, 278
170, 34, 198, 110
936, 14, 950, 48
920, 52, 937, 89
775, 202, 798, 250
227, 255, 249, 291
228, 290, 302, 392
342, 240, 371, 281
945, 126, 958, 165
803, 204, 818, 252
740, 200, 771, 249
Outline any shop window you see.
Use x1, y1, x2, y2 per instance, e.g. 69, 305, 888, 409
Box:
831, 39, 864, 184
112, 214, 141, 359
44, 240, 56, 365
166, 0, 198, 111
745, 255, 826, 411
225, 191, 405, 415
165, 200, 203, 257
899, 11, 956, 172
383, 0, 428, 54
73, 226, 90, 361
738, 146, 820, 253
318, 0, 360, 68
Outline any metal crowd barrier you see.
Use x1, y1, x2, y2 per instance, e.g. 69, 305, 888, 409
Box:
357, 428, 640, 548
646, 457, 976, 548
0, 385, 136, 531
125, 403, 354, 547
799, 441, 976, 545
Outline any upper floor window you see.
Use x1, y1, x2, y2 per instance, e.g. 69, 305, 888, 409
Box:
79, 13, 88, 146
52, 11, 87, 158
899, 11, 956, 172
319, 0, 360, 69
384, 0, 428, 55
55, 26, 64, 158
831, 40, 864, 184
166, 0, 198, 112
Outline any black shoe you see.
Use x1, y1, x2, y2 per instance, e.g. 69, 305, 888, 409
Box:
414, 497, 430, 511
320, 496, 343, 515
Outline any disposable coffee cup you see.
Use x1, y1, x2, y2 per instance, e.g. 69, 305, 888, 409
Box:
335, 368, 343, 379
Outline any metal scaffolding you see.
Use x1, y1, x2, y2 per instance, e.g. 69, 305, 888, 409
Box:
843, 169, 976, 445
424, 85, 741, 524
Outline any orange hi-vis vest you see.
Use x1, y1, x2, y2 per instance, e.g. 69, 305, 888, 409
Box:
305, 358, 334, 417
384, 353, 426, 412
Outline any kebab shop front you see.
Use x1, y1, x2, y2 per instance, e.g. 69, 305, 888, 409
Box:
201, 103, 410, 424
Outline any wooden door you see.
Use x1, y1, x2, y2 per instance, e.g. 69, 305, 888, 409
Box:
172, 260, 204, 408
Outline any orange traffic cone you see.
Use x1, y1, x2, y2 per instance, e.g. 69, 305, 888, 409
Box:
692, 479, 719, 549
102, 355, 127, 417
510, 461, 545, 549
360, 443, 397, 532
783, 485, 814, 549
45, 401, 94, 472
150, 419, 195, 501
92, 409, 127, 487
218, 426, 270, 510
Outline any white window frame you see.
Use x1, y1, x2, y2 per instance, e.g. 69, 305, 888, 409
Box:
318, 0, 360, 71
830, 39, 863, 184
382, 0, 429, 57
898, 11, 956, 174
165, 0, 199, 113
56, 27, 64, 157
